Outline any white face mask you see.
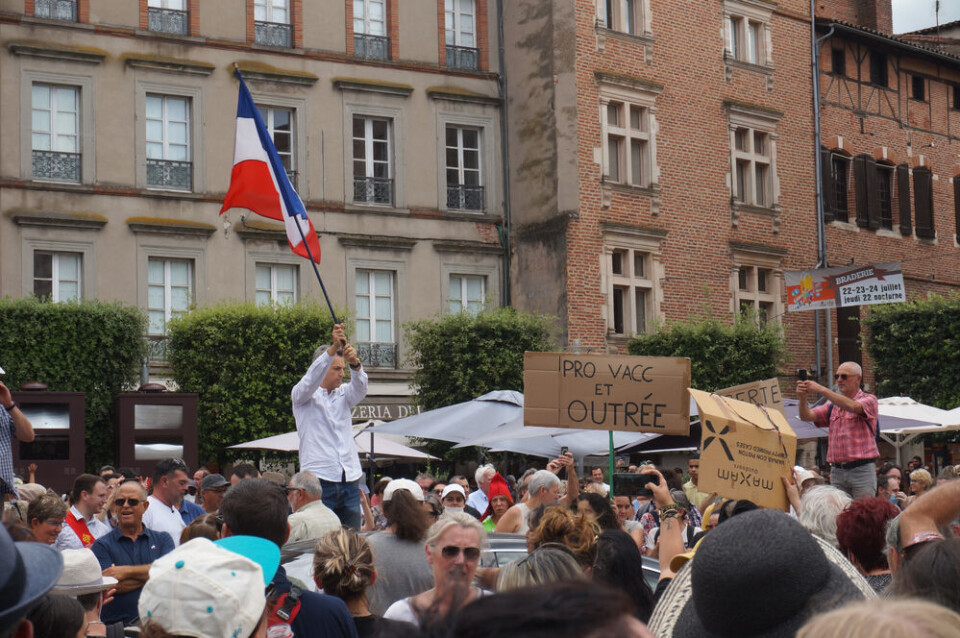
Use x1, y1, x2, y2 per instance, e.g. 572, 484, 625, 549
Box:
444, 506, 464, 515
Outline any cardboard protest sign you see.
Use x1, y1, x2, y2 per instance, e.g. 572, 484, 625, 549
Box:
715, 378, 784, 415
689, 388, 797, 511
524, 353, 691, 435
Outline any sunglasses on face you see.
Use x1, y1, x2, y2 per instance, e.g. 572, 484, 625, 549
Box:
440, 545, 481, 561
834, 373, 852, 380
115, 498, 141, 507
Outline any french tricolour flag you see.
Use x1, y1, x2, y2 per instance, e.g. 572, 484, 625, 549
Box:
220, 72, 321, 263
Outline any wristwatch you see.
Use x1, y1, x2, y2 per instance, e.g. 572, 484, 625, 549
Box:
3, 402, 18, 413
349, 362, 361, 371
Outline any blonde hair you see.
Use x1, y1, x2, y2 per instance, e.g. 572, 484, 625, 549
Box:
796, 598, 960, 638
424, 511, 487, 549
312, 528, 374, 601
496, 546, 585, 592
910, 468, 933, 489
527, 506, 599, 567
582, 482, 607, 496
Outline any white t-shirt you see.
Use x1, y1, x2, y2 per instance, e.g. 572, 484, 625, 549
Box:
384, 589, 490, 627
142, 495, 186, 547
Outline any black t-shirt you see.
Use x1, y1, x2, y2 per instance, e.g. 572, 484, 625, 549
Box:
352, 614, 415, 638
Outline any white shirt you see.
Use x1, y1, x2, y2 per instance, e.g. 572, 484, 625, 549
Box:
292, 351, 368, 483
466, 489, 489, 514
142, 495, 186, 547
56, 505, 112, 550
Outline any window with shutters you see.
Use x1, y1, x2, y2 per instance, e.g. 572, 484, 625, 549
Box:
853, 154, 881, 230
877, 164, 894, 230
896, 164, 913, 236
954, 178, 960, 240
831, 154, 850, 222
913, 167, 935, 239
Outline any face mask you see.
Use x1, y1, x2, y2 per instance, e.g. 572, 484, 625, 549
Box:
445, 506, 464, 514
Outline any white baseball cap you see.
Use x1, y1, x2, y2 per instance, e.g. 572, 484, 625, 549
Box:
138, 537, 279, 638
382, 478, 424, 502
51, 549, 118, 596
440, 484, 466, 500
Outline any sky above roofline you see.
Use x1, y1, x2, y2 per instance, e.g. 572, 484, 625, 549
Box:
893, 0, 960, 34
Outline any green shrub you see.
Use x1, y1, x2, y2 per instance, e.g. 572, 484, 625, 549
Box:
865, 294, 960, 409
406, 307, 556, 411
167, 301, 335, 464
627, 316, 786, 391
0, 297, 146, 470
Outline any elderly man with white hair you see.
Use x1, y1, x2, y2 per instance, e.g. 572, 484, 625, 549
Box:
287, 470, 342, 543
797, 360, 880, 499
466, 464, 496, 514
797, 484, 852, 549
495, 453, 578, 534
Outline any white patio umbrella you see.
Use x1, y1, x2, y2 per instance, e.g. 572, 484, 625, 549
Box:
877, 396, 953, 424
369, 390, 523, 443
229, 422, 438, 461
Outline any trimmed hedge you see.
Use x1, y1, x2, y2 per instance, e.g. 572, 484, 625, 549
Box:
627, 316, 787, 391
167, 302, 335, 463
406, 307, 556, 411
0, 298, 146, 470
865, 294, 960, 409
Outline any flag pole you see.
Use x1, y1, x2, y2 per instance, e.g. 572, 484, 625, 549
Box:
232, 65, 339, 326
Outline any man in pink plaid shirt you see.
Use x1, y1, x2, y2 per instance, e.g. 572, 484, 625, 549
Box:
797, 361, 879, 499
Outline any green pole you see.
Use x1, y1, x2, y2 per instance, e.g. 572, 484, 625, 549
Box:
608, 430, 615, 500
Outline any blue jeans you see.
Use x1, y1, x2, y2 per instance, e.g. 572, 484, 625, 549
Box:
831, 463, 877, 500
320, 478, 361, 530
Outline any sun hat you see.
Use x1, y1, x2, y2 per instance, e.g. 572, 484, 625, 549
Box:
650, 509, 874, 637
200, 473, 229, 490
138, 536, 280, 638
15, 483, 46, 503
383, 478, 424, 502
440, 483, 466, 500
50, 549, 118, 596
0, 525, 64, 632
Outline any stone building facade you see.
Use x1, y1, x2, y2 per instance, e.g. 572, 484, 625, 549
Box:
0, 0, 505, 409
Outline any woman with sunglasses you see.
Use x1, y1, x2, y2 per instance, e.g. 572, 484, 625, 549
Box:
383, 511, 488, 628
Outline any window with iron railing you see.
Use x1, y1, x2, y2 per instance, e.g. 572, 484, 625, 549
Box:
353, 116, 393, 205
146, 95, 192, 191
355, 269, 397, 368
148, 0, 188, 35
354, 0, 389, 59
32, 84, 81, 183
445, 126, 483, 211
35, 0, 77, 21
445, 0, 478, 69
254, 0, 292, 46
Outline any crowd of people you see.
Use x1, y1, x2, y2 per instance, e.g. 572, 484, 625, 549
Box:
3, 330, 960, 638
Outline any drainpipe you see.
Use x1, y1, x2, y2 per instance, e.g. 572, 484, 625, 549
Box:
497, 0, 512, 306
811, 2, 834, 382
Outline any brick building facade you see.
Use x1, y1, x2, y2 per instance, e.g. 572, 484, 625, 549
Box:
504, 0, 960, 390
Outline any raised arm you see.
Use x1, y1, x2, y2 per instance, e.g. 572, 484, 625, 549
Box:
0, 381, 33, 443
340, 343, 368, 407
292, 324, 346, 405
555, 453, 579, 507
899, 479, 960, 545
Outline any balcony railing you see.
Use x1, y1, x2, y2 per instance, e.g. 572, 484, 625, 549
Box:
354, 33, 389, 60
147, 159, 193, 191
446, 184, 484, 211
32, 150, 81, 182
356, 342, 398, 369
446, 45, 479, 70
147, 335, 169, 365
148, 7, 189, 35
255, 21, 292, 48
353, 176, 393, 205
35, 0, 77, 21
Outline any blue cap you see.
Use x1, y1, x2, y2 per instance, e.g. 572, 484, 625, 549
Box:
214, 536, 280, 586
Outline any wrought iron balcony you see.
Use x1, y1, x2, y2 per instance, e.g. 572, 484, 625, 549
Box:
32, 151, 81, 182
35, 0, 77, 21
147, 159, 193, 191
353, 177, 393, 206
147, 335, 169, 365
446, 45, 479, 70
356, 342, 398, 369
148, 7, 189, 35
354, 33, 389, 60
446, 184, 484, 211
255, 21, 292, 48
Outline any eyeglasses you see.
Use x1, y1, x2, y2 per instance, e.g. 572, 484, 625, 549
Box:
285, 486, 302, 492
440, 545, 481, 561
115, 498, 142, 507
43, 519, 64, 527
834, 373, 851, 380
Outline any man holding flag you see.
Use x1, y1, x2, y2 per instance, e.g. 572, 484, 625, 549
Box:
291, 325, 367, 530
221, 70, 366, 529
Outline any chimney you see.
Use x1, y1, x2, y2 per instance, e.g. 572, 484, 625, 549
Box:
858, 0, 893, 34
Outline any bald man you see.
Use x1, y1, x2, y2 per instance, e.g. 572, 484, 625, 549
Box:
797, 361, 879, 498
